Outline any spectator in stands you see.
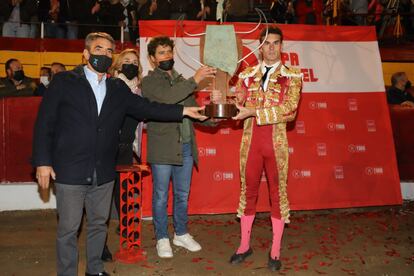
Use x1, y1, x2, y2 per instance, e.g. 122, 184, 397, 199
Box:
387, 72, 414, 107
51, 62, 67, 76
1, 0, 37, 38
77, 0, 101, 38
400, 0, 414, 38
409, 0, 414, 38
295, 0, 324, 25
38, 0, 79, 39
368, 0, 384, 33
125, 0, 140, 43
0, 58, 36, 97
32, 31, 207, 276
168, 0, 213, 20
139, 0, 171, 20
224, 0, 249, 22
34, 66, 52, 96
98, 0, 126, 40
215, 0, 227, 22
270, 0, 295, 24
350, 0, 368, 25
187, 0, 215, 20
142, 36, 216, 259
38, 0, 59, 38
169, 0, 190, 19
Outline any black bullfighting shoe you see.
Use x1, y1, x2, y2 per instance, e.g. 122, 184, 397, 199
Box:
268, 254, 282, 271
229, 247, 253, 264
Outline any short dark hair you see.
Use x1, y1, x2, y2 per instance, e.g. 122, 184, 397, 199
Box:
391, 72, 406, 86
5, 58, 18, 73
51, 62, 66, 71
40, 67, 52, 77
147, 36, 174, 57
259, 26, 283, 43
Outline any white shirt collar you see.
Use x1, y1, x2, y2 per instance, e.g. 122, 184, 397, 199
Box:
261, 61, 281, 73
84, 65, 107, 84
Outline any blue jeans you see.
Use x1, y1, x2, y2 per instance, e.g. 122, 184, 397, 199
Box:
2, 22, 30, 37
45, 22, 78, 39
151, 143, 193, 240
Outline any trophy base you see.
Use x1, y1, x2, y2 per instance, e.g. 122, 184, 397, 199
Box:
204, 103, 238, 118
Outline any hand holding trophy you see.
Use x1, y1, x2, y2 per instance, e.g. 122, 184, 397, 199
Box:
193, 66, 217, 84
200, 25, 241, 118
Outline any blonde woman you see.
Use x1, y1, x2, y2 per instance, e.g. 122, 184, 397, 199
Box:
102, 48, 144, 262
110, 48, 143, 163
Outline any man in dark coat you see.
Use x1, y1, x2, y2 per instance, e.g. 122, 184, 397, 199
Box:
32, 32, 206, 276
386, 71, 414, 108
0, 58, 36, 97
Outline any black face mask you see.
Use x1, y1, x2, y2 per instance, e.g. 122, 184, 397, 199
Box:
121, 63, 139, 80
158, 59, 174, 71
89, 54, 112, 73
405, 81, 411, 90
13, 70, 25, 81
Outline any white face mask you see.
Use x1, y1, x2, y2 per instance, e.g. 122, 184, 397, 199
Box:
40, 76, 50, 87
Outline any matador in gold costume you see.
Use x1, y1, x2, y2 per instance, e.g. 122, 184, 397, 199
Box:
227, 26, 302, 272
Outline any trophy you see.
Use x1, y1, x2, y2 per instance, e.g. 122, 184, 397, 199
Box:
175, 9, 267, 118
200, 25, 241, 118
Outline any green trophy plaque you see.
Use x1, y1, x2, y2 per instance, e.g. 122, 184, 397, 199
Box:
201, 25, 241, 118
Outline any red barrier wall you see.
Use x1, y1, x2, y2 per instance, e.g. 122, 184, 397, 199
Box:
0, 97, 41, 182
1, 93, 407, 215
389, 105, 414, 181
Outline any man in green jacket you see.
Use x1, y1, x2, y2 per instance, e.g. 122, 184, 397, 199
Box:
142, 36, 216, 258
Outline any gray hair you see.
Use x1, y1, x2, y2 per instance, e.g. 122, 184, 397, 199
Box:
391, 72, 406, 86
85, 32, 115, 50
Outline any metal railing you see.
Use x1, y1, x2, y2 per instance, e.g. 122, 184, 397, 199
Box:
1, 12, 413, 44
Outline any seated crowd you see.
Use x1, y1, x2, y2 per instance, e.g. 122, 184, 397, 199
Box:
1, 0, 413, 42
1, 57, 412, 108
0, 58, 65, 97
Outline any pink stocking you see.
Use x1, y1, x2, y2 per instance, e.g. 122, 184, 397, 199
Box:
270, 217, 285, 259
236, 215, 255, 254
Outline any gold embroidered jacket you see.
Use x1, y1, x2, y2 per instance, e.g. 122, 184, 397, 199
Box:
235, 63, 302, 223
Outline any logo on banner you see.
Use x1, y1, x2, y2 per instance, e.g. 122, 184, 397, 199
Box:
334, 166, 344, 179
348, 98, 358, 111
296, 121, 306, 134
348, 144, 366, 153
365, 167, 383, 175
328, 123, 346, 131
220, 128, 230, 135
289, 147, 294, 154
366, 120, 376, 132
213, 171, 234, 181
316, 143, 327, 156
198, 147, 217, 157
309, 101, 328, 110
292, 169, 312, 178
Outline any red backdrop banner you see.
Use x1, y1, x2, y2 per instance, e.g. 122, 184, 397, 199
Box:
138, 21, 402, 216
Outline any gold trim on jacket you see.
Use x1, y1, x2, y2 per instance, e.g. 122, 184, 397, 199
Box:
236, 63, 302, 223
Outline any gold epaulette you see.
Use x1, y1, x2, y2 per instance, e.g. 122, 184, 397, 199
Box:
281, 65, 302, 78
238, 64, 261, 79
